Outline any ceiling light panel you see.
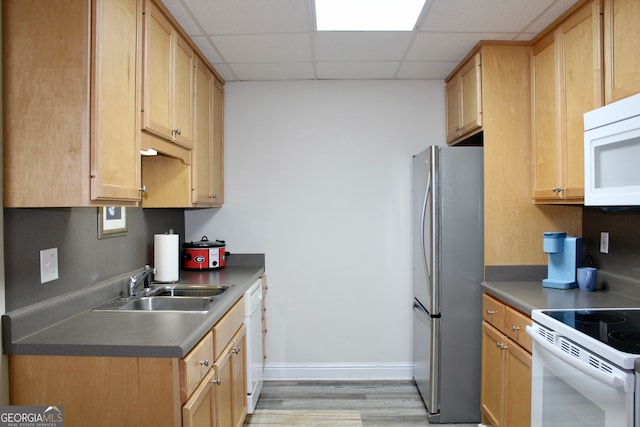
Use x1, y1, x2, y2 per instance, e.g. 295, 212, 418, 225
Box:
315, 0, 427, 31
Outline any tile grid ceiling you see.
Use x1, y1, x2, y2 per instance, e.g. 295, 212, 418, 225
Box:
161, 0, 577, 82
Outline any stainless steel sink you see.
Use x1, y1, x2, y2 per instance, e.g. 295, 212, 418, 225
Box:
118, 296, 214, 311
148, 285, 229, 297
92, 284, 230, 312
93, 296, 214, 312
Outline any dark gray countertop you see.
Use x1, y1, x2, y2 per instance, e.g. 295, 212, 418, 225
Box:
2, 266, 264, 358
482, 281, 640, 315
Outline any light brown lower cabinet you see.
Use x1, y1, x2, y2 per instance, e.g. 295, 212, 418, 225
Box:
9, 299, 247, 427
481, 294, 532, 427
183, 369, 217, 427
212, 324, 247, 427
184, 324, 246, 427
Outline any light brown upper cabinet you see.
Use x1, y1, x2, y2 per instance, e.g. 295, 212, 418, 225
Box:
604, 0, 640, 103
445, 52, 482, 145
142, 0, 195, 149
192, 57, 225, 207
3, 0, 143, 207
531, 0, 603, 204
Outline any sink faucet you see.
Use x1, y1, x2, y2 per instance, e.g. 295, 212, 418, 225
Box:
128, 265, 156, 297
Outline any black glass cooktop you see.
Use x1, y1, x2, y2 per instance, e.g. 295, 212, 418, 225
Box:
543, 309, 640, 355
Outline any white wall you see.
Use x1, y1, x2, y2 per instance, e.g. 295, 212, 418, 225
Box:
185, 80, 445, 379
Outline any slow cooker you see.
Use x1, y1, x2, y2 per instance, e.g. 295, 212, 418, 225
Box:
183, 236, 227, 270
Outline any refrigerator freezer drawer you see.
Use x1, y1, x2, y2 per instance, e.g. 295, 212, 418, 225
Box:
412, 299, 439, 416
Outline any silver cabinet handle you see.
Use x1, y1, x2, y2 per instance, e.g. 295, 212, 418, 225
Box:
213, 378, 221, 385
511, 325, 520, 332
486, 309, 496, 315
231, 346, 241, 354
199, 359, 209, 367
173, 128, 182, 136
139, 185, 147, 194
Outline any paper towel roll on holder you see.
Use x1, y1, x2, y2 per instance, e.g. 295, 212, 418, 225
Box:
154, 232, 180, 282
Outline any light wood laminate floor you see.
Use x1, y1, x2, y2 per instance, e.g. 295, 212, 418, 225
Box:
247, 380, 479, 427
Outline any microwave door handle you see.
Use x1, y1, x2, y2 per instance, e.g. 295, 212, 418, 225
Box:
526, 326, 634, 392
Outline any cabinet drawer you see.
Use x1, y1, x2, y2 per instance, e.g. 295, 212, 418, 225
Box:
506, 306, 532, 353
214, 296, 245, 359
482, 294, 505, 331
182, 331, 214, 401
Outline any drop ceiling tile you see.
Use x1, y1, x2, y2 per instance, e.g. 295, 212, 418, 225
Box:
420, 0, 556, 33
406, 32, 518, 62
525, 0, 577, 33
210, 63, 237, 82
230, 62, 315, 81
396, 61, 459, 80
211, 34, 312, 63
316, 62, 401, 80
191, 36, 225, 64
160, 0, 203, 36
314, 32, 415, 61
184, 0, 311, 35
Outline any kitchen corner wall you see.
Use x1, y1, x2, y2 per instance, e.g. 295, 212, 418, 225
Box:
185, 80, 446, 380
582, 208, 640, 294
3, 208, 185, 311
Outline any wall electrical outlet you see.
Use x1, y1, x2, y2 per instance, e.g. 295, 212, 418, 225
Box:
600, 232, 610, 254
40, 248, 59, 284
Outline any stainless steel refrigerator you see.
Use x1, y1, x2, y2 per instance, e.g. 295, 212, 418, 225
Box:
412, 145, 483, 424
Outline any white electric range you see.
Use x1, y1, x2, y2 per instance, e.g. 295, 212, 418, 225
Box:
527, 308, 640, 427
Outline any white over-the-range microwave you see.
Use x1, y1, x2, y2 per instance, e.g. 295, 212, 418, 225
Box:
584, 93, 640, 206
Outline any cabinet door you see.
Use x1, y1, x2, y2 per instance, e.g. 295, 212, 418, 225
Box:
532, 32, 561, 200
142, 0, 173, 140
445, 52, 482, 144
532, 0, 602, 203
183, 369, 216, 427
481, 321, 504, 427
231, 326, 247, 427
505, 341, 532, 427
559, 0, 602, 200
445, 77, 462, 143
214, 346, 234, 427
91, 0, 142, 202
604, 0, 640, 103
173, 34, 195, 148
459, 53, 482, 135
211, 78, 225, 205
192, 58, 215, 205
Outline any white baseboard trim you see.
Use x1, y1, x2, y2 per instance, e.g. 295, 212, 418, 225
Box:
263, 362, 413, 381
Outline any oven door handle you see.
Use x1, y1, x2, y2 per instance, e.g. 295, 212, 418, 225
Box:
526, 325, 634, 392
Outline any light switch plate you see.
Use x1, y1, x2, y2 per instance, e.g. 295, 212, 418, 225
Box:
40, 248, 59, 284
600, 232, 609, 254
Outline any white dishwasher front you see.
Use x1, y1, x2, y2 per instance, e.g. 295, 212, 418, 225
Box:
244, 278, 264, 413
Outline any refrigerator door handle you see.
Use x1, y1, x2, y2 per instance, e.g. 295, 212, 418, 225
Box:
420, 163, 431, 288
